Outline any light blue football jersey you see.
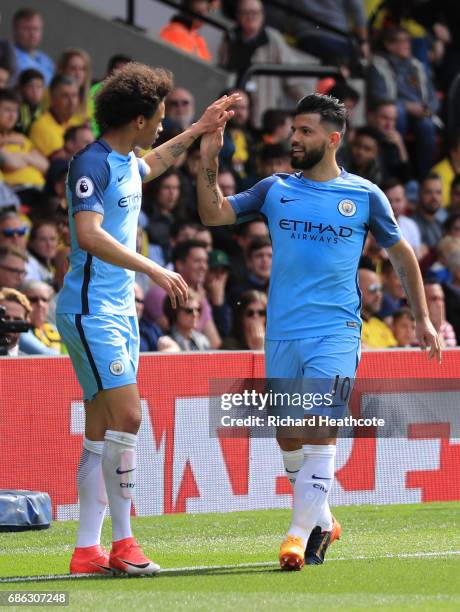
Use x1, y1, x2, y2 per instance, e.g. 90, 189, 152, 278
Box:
228, 170, 402, 340
56, 139, 148, 316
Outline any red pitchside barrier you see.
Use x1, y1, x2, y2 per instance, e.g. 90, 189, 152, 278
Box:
0, 350, 459, 518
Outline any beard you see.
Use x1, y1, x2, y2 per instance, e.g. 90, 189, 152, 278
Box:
290, 143, 326, 170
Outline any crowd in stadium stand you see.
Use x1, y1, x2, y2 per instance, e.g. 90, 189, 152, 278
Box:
1, 0, 460, 357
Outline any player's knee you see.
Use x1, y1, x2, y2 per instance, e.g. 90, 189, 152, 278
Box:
276, 436, 303, 452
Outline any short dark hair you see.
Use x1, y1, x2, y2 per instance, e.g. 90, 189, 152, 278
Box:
262, 109, 291, 134
358, 255, 376, 272
95, 63, 173, 133
107, 54, 133, 75
382, 177, 403, 192
49, 74, 77, 93
294, 93, 347, 135
0, 89, 20, 106
13, 8, 41, 27
247, 236, 272, 258
354, 126, 382, 145
328, 82, 360, 104
18, 68, 45, 88
420, 172, 441, 187
64, 125, 91, 143
368, 97, 397, 112
393, 307, 415, 323
171, 239, 208, 264
444, 212, 460, 233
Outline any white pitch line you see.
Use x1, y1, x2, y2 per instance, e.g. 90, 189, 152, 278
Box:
0, 551, 459, 583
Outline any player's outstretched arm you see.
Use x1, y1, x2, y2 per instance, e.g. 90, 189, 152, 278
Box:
142, 94, 240, 182
197, 128, 237, 226
75, 211, 188, 308
387, 237, 442, 363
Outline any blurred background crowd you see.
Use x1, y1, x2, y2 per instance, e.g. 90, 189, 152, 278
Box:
0, 0, 459, 357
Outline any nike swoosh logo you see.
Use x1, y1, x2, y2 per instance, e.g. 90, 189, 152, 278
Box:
280, 197, 298, 204
285, 469, 299, 473
121, 559, 150, 569
312, 474, 332, 479
116, 467, 136, 474
117, 175, 125, 182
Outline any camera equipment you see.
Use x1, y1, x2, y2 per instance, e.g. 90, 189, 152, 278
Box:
0, 305, 32, 356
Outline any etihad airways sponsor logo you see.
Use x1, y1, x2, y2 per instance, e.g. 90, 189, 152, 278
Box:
279, 218, 353, 243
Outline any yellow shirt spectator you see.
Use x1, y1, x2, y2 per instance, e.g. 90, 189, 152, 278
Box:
3, 136, 45, 187
30, 111, 82, 158
362, 317, 397, 348
431, 157, 455, 207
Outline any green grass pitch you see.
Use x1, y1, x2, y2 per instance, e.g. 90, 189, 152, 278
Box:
0, 502, 459, 611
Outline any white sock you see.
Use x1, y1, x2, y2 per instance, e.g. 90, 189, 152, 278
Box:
281, 448, 304, 487
287, 444, 336, 547
316, 500, 333, 532
102, 430, 137, 543
76, 438, 107, 548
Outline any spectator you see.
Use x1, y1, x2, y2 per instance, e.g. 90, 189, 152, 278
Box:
15, 68, 45, 135
446, 174, 460, 216
341, 126, 383, 184
412, 173, 444, 249
391, 307, 417, 347
89, 54, 132, 137
0, 211, 29, 251
11, 8, 55, 85
0, 12, 16, 80
424, 278, 457, 347
25, 219, 58, 283
293, 0, 369, 68
144, 239, 221, 348
178, 138, 201, 218
217, 168, 236, 197
368, 26, 439, 179
260, 109, 292, 145
160, 0, 213, 62
378, 258, 407, 320
0, 65, 10, 89
223, 89, 257, 187
229, 235, 272, 304
134, 282, 179, 353
164, 288, 211, 350
206, 248, 231, 337
21, 280, 63, 353
367, 98, 411, 183
221, 289, 267, 350
53, 48, 92, 124
358, 265, 397, 348
257, 142, 292, 178
144, 168, 185, 266
0, 89, 48, 203
218, 0, 316, 127
29, 75, 80, 158
428, 235, 460, 284
442, 249, 460, 342
164, 87, 196, 131
49, 125, 94, 161
0, 245, 27, 290
195, 226, 213, 251
383, 178, 423, 258
444, 213, 460, 239
430, 130, 460, 208
0, 287, 31, 356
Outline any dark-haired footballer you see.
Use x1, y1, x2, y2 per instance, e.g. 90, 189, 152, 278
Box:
197, 93, 441, 571
56, 62, 238, 575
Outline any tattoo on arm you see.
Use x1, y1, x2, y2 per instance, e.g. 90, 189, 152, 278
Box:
205, 168, 216, 187
203, 167, 220, 207
398, 265, 412, 307
154, 150, 168, 170
167, 142, 187, 159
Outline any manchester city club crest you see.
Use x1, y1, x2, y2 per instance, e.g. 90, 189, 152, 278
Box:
109, 360, 125, 376
337, 199, 357, 217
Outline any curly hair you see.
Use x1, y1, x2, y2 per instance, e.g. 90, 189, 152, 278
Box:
95, 63, 173, 132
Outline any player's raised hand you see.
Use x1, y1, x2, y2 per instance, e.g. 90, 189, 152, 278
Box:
193, 93, 241, 134
200, 127, 225, 161
149, 267, 188, 309
416, 317, 442, 364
